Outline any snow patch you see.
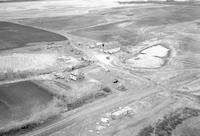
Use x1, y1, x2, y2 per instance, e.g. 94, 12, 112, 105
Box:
141, 45, 169, 57
127, 45, 170, 68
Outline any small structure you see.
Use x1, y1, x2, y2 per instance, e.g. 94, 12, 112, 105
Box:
69, 74, 77, 81
113, 79, 119, 84
96, 125, 105, 131
89, 44, 96, 49
89, 42, 104, 49
57, 56, 71, 61
117, 83, 127, 92
54, 72, 65, 79
90, 41, 121, 54
69, 70, 84, 81
96, 42, 104, 47
104, 47, 121, 54
99, 41, 121, 54
88, 130, 94, 133
101, 117, 109, 123
46, 44, 63, 49
111, 106, 132, 120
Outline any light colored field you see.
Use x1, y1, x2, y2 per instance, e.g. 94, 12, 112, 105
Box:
0, 0, 122, 19
0, 53, 57, 73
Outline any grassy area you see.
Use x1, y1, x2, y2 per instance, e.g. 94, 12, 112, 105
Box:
0, 81, 62, 136
137, 107, 200, 136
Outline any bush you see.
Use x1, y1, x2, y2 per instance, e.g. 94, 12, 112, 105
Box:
137, 126, 154, 136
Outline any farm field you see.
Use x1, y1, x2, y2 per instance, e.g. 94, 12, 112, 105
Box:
0, 81, 53, 131
0, 0, 200, 136
0, 21, 67, 50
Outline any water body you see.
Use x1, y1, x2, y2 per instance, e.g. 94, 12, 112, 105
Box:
0, 81, 52, 128
126, 45, 170, 68
0, 21, 67, 50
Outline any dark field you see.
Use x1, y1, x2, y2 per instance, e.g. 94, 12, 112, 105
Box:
68, 5, 200, 44
0, 21, 67, 50
0, 81, 52, 129
70, 20, 141, 45
17, 4, 200, 46
118, 1, 200, 6
18, 15, 109, 31
135, 6, 200, 26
